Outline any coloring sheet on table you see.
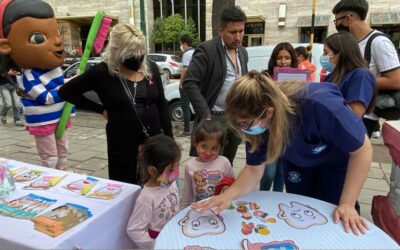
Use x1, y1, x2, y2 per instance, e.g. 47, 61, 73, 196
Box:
154, 191, 400, 249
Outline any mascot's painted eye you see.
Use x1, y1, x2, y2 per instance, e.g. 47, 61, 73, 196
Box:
29, 33, 47, 44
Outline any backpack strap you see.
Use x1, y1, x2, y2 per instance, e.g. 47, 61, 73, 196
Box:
364, 32, 390, 66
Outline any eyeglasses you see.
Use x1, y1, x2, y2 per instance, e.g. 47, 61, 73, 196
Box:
333, 15, 347, 25
239, 109, 266, 131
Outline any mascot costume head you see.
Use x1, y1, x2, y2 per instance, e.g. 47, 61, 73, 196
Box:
0, 0, 65, 69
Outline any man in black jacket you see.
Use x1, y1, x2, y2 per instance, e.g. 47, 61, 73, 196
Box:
183, 6, 248, 165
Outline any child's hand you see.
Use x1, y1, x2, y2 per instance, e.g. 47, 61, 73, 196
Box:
333, 203, 369, 235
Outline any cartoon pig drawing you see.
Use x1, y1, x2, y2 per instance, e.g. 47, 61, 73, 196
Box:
278, 201, 328, 229
179, 209, 225, 237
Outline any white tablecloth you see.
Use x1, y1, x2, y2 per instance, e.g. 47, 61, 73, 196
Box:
155, 191, 400, 249
0, 158, 141, 249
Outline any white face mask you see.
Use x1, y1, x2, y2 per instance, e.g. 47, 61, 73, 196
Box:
180, 45, 185, 52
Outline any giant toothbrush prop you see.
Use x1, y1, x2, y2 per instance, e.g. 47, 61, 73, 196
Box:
56, 11, 111, 138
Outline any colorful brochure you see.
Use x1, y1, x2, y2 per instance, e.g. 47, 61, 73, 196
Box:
64, 177, 99, 195
24, 174, 66, 190
15, 170, 44, 182
31, 203, 92, 237
0, 193, 56, 219
87, 183, 124, 200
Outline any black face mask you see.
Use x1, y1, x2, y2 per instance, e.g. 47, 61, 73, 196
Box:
122, 55, 145, 71
335, 23, 350, 33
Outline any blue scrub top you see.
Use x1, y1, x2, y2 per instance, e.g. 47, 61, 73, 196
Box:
246, 82, 366, 168
324, 68, 376, 109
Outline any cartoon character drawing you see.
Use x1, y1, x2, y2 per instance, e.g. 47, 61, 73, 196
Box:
253, 210, 268, 219
254, 224, 270, 235
179, 209, 225, 237
206, 170, 221, 185
241, 239, 299, 250
241, 221, 254, 235
194, 171, 207, 193
278, 201, 328, 229
250, 202, 260, 210
236, 203, 248, 213
49, 205, 72, 219
241, 212, 252, 220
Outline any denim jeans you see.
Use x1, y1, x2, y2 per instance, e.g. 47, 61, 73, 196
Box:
179, 87, 191, 132
259, 159, 284, 192
0, 83, 21, 122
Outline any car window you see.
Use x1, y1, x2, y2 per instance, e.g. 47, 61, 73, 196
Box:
63, 61, 100, 78
159, 55, 167, 62
148, 55, 157, 61
64, 63, 80, 78
171, 56, 181, 62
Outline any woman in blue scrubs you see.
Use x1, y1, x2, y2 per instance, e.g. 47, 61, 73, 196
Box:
321, 31, 376, 118
193, 71, 372, 235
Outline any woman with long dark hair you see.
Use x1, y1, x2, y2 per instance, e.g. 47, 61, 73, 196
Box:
322, 31, 376, 118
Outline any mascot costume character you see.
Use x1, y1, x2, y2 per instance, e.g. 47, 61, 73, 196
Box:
0, 0, 74, 170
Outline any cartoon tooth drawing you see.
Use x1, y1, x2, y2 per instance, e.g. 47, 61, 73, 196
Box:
179, 209, 225, 237
241, 239, 299, 250
278, 201, 328, 229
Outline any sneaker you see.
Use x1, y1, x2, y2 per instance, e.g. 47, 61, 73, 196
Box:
1, 116, 6, 124
14, 120, 24, 127
177, 131, 190, 137
371, 131, 381, 139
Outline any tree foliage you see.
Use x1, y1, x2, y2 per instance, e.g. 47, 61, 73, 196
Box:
152, 18, 165, 44
152, 14, 200, 48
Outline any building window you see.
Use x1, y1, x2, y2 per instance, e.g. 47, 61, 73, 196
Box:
299, 27, 327, 43
245, 22, 265, 34
243, 21, 265, 47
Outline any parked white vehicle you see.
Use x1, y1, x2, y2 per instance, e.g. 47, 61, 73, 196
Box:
163, 79, 185, 122
147, 53, 183, 78
160, 43, 325, 122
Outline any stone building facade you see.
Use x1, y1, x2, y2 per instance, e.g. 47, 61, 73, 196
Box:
204, 0, 400, 48
43, 0, 154, 54
43, 0, 400, 53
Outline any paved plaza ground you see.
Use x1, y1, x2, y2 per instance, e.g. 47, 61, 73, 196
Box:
0, 110, 393, 223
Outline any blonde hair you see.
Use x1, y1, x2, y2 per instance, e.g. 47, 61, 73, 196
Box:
225, 71, 307, 163
102, 24, 150, 77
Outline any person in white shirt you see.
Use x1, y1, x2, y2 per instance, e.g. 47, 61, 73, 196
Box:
332, 0, 400, 138
178, 34, 195, 137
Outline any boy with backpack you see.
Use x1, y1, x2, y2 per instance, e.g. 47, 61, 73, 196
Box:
332, 0, 400, 138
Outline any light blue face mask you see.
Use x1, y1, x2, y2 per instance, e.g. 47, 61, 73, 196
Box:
319, 55, 335, 73
241, 122, 267, 135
